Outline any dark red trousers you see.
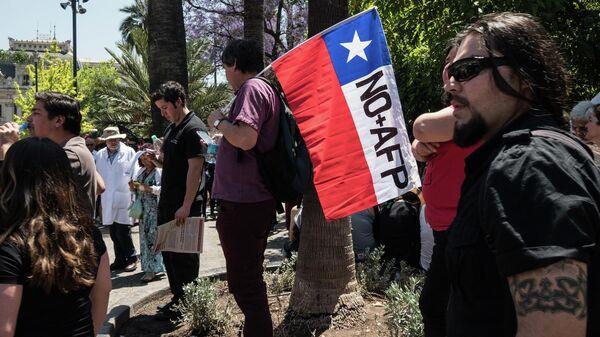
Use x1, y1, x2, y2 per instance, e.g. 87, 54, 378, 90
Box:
216, 199, 275, 337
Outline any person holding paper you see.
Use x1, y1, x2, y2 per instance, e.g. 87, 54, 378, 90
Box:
150, 81, 206, 319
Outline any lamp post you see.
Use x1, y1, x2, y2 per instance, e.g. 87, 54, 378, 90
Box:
60, 0, 88, 94
34, 51, 39, 92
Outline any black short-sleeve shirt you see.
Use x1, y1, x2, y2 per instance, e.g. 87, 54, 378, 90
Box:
0, 226, 106, 337
159, 111, 206, 210
446, 114, 600, 337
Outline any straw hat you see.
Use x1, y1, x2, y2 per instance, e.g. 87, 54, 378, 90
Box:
100, 126, 126, 141
592, 92, 600, 106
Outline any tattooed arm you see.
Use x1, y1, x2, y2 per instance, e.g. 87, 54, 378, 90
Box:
508, 259, 587, 337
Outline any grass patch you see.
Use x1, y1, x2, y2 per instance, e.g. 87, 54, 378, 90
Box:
173, 278, 234, 336
356, 246, 396, 296
384, 262, 425, 337
265, 252, 297, 294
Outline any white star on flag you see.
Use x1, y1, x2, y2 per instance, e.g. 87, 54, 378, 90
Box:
340, 31, 372, 62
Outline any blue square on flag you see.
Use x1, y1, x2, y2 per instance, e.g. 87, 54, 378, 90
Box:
323, 10, 392, 86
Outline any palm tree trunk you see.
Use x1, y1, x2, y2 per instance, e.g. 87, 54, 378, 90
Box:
147, 0, 188, 136
307, 0, 348, 37
289, 183, 363, 315
287, 0, 363, 331
244, 0, 265, 67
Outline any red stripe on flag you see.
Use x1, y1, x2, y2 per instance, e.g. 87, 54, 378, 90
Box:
272, 37, 377, 220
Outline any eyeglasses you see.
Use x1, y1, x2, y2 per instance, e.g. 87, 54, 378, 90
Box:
447, 56, 510, 82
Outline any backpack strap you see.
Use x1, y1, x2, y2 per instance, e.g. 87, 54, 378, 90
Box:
249, 76, 288, 156
530, 129, 594, 162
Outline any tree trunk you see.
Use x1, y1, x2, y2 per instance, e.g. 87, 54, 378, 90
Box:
307, 0, 348, 37
287, 1, 363, 332
147, 0, 188, 136
288, 184, 364, 321
243, 0, 265, 67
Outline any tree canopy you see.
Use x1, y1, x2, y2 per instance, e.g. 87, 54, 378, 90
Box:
185, 0, 308, 62
350, 0, 600, 123
13, 51, 97, 133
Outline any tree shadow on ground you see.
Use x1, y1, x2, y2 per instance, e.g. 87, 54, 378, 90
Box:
118, 313, 179, 337
111, 271, 166, 290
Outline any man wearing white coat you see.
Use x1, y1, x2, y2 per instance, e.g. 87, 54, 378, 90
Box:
96, 126, 138, 272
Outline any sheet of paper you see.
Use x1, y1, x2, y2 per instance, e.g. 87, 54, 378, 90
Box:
153, 217, 204, 254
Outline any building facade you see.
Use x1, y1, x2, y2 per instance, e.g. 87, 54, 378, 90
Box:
0, 37, 74, 122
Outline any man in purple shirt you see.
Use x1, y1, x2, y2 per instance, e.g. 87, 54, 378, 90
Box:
208, 39, 279, 337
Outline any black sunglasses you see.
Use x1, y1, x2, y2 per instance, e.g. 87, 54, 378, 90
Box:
447, 56, 510, 82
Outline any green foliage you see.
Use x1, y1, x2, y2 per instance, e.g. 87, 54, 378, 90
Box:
119, 0, 147, 50
78, 62, 120, 131
12, 52, 92, 131
11, 51, 116, 134
173, 278, 234, 335
384, 262, 425, 337
356, 246, 396, 296
98, 27, 230, 136
98, 28, 151, 136
265, 252, 297, 294
350, 0, 600, 123
187, 39, 233, 121
0, 50, 34, 64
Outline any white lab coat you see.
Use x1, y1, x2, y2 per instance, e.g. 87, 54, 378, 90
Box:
96, 144, 136, 225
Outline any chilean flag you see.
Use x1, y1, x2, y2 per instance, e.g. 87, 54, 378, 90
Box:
270, 8, 420, 220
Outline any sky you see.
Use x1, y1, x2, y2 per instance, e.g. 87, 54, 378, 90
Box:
0, 0, 132, 61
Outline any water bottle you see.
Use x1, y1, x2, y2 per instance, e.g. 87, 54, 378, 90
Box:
196, 130, 216, 163
19, 122, 28, 134
151, 135, 163, 155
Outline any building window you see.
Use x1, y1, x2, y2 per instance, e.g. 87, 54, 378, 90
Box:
23, 74, 30, 86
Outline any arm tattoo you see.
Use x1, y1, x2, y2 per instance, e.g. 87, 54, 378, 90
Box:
509, 259, 587, 319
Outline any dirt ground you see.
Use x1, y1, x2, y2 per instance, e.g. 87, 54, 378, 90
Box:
118, 281, 390, 337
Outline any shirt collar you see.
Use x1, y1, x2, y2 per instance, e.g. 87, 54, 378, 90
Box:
173, 111, 195, 130
464, 111, 561, 174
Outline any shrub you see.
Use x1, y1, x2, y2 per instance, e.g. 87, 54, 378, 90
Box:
384, 262, 425, 337
173, 278, 233, 336
265, 252, 297, 294
356, 246, 396, 296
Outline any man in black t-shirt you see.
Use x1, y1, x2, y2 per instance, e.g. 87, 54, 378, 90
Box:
444, 13, 599, 337
150, 81, 206, 316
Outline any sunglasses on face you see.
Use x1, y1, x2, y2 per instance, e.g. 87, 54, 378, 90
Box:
447, 56, 510, 82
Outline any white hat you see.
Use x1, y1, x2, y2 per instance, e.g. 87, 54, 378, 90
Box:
592, 92, 600, 105
100, 126, 126, 141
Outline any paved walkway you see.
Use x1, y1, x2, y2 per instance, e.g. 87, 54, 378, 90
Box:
100, 216, 288, 332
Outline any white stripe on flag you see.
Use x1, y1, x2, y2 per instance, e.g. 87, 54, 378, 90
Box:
341, 65, 421, 203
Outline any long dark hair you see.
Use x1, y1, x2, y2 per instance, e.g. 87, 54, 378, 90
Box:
0, 138, 97, 293
462, 12, 569, 127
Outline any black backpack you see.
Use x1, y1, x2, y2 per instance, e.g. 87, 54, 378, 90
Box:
253, 77, 313, 203
377, 199, 421, 270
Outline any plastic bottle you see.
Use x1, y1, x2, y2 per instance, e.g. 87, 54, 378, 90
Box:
18, 122, 28, 134
151, 135, 163, 154
196, 130, 216, 163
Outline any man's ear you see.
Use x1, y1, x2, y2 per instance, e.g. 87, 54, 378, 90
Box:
54, 115, 66, 128
519, 79, 534, 101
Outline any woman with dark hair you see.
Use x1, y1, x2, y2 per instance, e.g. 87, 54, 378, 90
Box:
0, 137, 111, 337
130, 150, 164, 282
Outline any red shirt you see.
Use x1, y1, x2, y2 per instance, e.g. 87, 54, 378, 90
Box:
421, 141, 478, 231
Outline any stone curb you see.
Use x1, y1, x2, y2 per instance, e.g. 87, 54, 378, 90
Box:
98, 261, 283, 337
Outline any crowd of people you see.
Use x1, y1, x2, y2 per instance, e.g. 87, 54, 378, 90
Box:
0, 11, 598, 337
